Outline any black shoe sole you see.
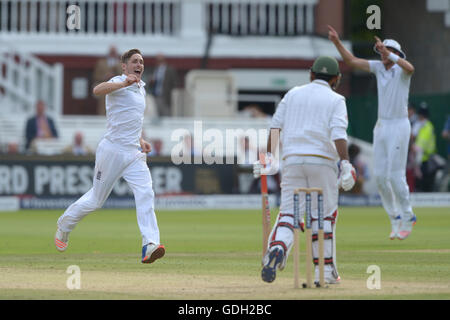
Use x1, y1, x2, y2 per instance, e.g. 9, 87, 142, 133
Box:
261, 248, 283, 283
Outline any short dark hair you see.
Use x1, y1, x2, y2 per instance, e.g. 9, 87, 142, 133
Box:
313, 73, 335, 82
418, 106, 429, 118
121, 49, 142, 64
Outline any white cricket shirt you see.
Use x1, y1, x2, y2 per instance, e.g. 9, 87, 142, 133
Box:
271, 80, 348, 161
369, 61, 411, 119
104, 74, 146, 149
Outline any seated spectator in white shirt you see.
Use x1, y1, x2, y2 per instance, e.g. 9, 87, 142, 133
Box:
63, 132, 93, 156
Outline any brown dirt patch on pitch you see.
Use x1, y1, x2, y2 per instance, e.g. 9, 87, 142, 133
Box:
1, 267, 449, 299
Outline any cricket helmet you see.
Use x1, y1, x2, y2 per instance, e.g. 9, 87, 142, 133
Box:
311, 56, 340, 76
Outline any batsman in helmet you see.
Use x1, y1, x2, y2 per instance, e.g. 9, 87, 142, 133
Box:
254, 56, 356, 284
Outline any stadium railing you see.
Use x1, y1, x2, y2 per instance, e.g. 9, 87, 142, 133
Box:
0, 0, 317, 37
0, 39, 63, 115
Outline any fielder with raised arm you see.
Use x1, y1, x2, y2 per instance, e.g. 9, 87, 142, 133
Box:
328, 25, 417, 240
253, 56, 356, 285
55, 49, 165, 264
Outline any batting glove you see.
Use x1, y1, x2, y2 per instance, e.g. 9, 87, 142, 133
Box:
253, 161, 263, 178
253, 152, 279, 178
339, 160, 356, 191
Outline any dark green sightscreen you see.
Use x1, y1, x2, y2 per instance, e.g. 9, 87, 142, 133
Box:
347, 93, 450, 158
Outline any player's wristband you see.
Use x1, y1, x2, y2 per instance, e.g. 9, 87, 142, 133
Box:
388, 52, 400, 63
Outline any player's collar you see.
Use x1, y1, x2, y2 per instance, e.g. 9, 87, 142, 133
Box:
312, 79, 331, 88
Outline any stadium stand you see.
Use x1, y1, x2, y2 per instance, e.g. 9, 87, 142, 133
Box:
0, 0, 352, 157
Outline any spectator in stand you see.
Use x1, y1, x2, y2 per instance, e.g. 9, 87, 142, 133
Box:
406, 138, 420, 192
180, 133, 201, 158
347, 143, 369, 194
408, 103, 421, 138
414, 103, 437, 191
147, 139, 163, 157
441, 115, 450, 191
25, 100, 58, 151
93, 46, 123, 115
238, 136, 258, 193
240, 104, 272, 121
442, 115, 450, 162
238, 136, 257, 167
148, 53, 178, 117
7, 142, 20, 155
406, 103, 420, 191
63, 132, 93, 156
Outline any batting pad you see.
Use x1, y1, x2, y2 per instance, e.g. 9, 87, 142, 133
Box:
311, 220, 337, 277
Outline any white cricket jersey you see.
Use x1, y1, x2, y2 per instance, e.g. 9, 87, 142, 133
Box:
270, 80, 348, 161
369, 60, 411, 119
104, 74, 146, 149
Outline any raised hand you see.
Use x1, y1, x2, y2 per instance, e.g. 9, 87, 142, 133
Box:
374, 36, 389, 58
328, 25, 340, 44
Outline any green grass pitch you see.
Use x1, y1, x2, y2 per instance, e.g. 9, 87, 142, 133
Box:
0, 207, 449, 300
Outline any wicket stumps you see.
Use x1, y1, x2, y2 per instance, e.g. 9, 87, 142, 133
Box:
293, 188, 325, 289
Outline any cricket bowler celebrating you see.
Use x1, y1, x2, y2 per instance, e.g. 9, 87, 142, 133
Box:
54, 49, 165, 264
328, 25, 417, 240
254, 56, 356, 284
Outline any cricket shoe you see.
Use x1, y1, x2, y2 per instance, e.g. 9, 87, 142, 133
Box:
314, 266, 341, 285
389, 215, 402, 240
55, 228, 69, 252
314, 276, 341, 287
261, 246, 285, 283
141, 243, 165, 264
397, 214, 417, 240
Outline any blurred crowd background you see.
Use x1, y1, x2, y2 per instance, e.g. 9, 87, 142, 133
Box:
0, 0, 449, 198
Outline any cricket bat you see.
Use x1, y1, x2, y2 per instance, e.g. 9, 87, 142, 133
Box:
293, 227, 300, 288
259, 153, 271, 258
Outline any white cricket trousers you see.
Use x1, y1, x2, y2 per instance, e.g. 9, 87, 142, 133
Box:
373, 118, 414, 220
269, 160, 339, 278
57, 138, 160, 246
